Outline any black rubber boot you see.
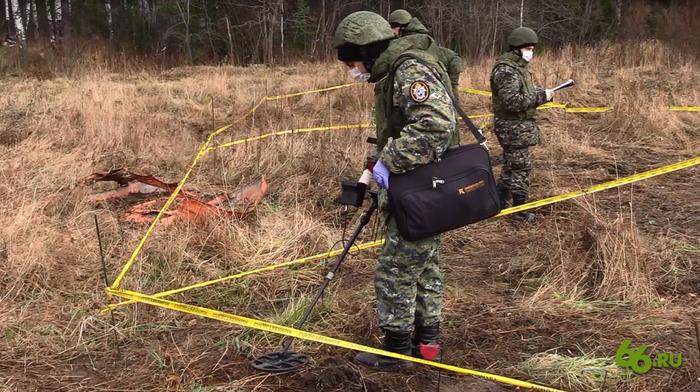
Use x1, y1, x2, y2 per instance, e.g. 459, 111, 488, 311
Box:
411, 322, 441, 361
354, 329, 414, 370
496, 184, 510, 209
511, 193, 535, 223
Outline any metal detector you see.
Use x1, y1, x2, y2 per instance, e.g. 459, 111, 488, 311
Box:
550, 78, 575, 92
251, 189, 379, 373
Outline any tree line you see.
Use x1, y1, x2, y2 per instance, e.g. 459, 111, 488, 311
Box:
1, 0, 697, 66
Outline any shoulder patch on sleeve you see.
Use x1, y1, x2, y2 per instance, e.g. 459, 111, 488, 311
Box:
409, 81, 430, 103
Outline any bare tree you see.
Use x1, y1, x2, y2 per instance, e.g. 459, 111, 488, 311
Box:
1, 0, 8, 38
492, 0, 500, 57
10, 0, 24, 45
224, 15, 234, 64
34, 0, 49, 39
175, 0, 192, 64
615, 0, 623, 25
59, 0, 71, 41
0, 0, 691, 67
279, 0, 284, 63
105, 0, 113, 41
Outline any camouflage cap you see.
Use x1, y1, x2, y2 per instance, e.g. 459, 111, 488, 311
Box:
388, 9, 412, 26
507, 27, 538, 48
334, 11, 394, 48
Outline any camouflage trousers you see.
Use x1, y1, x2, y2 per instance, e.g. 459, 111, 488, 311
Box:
375, 199, 443, 332
494, 118, 537, 197
498, 146, 532, 197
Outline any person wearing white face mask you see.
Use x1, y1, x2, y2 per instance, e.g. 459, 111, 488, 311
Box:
335, 11, 458, 370
348, 65, 371, 82
490, 27, 553, 223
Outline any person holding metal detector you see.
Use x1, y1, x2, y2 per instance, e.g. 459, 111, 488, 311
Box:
491, 27, 574, 222
334, 11, 459, 370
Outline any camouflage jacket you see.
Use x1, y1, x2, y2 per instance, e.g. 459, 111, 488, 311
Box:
490, 51, 547, 121
402, 17, 463, 94
367, 35, 458, 174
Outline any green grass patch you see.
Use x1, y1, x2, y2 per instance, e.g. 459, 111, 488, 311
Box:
520, 351, 633, 391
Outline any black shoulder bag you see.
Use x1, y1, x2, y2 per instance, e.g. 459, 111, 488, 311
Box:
387, 55, 502, 241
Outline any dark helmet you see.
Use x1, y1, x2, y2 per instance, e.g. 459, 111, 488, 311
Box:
507, 27, 538, 49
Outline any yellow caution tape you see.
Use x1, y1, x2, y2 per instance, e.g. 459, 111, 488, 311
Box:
456, 113, 494, 122
466, 113, 494, 119
563, 106, 611, 113
108, 288, 567, 392
110, 84, 363, 288
216, 83, 359, 137
670, 106, 700, 112
109, 155, 699, 300
105, 156, 697, 392
109, 78, 697, 289
110, 125, 229, 289
215, 99, 267, 136
104, 239, 385, 313
457, 86, 700, 113
538, 102, 567, 109
458, 87, 493, 96
264, 83, 358, 101
497, 155, 700, 216
209, 123, 371, 152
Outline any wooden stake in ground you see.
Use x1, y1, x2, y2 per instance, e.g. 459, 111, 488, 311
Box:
694, 320, 700, 368
94, 215, 121, 356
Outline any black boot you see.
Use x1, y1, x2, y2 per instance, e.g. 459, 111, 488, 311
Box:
496, 184, 510, 209
354, 329, 414, 370
411, 322, 441, 361
511, 193, 535, 222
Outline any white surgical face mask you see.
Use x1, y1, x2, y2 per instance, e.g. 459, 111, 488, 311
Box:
520, 49, 534, 62
349, 66, 371, 82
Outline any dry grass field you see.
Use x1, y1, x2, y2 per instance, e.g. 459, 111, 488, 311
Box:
0, 40, 698, 391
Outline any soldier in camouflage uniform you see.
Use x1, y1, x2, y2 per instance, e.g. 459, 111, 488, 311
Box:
388, 9, 464, 102
490, 27, 554, 222
334, 11, 458, 370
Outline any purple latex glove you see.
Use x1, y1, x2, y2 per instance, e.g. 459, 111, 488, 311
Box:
373, 160, 390, 189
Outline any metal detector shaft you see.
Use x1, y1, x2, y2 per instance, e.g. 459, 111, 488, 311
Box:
280, 192, 379, 353
550, 78, 575, 92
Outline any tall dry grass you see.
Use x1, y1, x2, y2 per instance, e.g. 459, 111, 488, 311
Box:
0, 40, 698, 391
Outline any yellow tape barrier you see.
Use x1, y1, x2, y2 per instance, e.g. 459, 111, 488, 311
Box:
265, 83, 358, 101
105, 156, 699, 311
105, 80, 697, 392
110, 83, 362, 289
110, 80, 697, 289
458, 86, 699, 112
564, 106, 611, 113
209, 123, 370, 152
105, 156, 698, 391
108, 288, 567, 392
670, 106, 700, 112
110, 126, 229, 289
459, 113, 493, 120
496, 155, 700, 216
539, 102, 567, 109
459, 87, 493, 96
468, 103, 626, 114
104, 240, 385, 312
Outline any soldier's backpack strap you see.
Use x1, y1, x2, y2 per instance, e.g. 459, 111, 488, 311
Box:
387, 53, 488, 148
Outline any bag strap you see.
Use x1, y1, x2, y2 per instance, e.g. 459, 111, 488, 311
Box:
392, 53, 488, 148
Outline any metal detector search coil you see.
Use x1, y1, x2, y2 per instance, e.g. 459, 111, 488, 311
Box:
252, 191, 380, 373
